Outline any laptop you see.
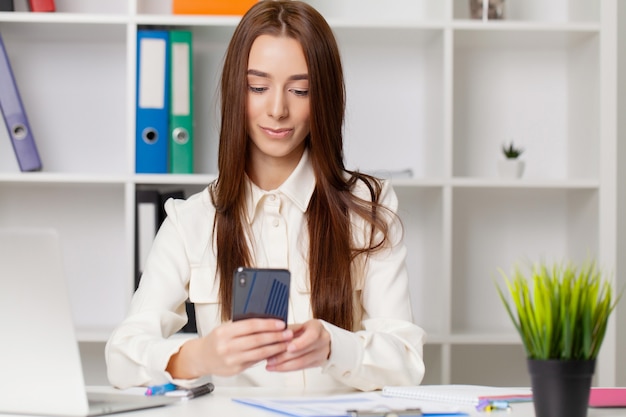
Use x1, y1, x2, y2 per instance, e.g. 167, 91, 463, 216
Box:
0, 228, 180, 416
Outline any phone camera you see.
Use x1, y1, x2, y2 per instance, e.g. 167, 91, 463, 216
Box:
238, 273, 247, 287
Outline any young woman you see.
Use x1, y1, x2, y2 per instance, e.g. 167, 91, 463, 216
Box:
106, 0, 425, 391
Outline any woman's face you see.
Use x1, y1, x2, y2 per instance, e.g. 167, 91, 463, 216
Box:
246, 34, 310, 169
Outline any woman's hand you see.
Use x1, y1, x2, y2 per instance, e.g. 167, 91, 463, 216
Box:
265, 319, 331, 372
166, 318, 293, 379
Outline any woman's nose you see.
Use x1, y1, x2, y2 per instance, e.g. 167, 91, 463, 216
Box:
268, 90, 288, 119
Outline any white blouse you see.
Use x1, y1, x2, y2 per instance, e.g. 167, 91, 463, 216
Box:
105, 150, 426, 391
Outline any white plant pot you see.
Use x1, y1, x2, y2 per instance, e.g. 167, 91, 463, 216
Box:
497, 159, 525, 179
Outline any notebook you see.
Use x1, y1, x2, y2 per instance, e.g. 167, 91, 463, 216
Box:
0, 228, 180, 416
233, 391, 467, 416
382, 385, 533, 407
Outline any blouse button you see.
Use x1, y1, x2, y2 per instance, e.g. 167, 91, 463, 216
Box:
272, 219, 280, 227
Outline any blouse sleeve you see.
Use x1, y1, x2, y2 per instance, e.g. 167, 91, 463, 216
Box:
105, 197, 210, 389
319, 180, 426, 391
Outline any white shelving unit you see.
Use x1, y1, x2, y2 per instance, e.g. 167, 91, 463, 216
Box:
0, 0, 621, 386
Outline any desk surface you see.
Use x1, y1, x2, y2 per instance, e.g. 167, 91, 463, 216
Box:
99, 386, 626, 417
4, 386, 626, 417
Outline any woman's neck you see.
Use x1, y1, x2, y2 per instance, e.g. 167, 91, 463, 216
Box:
246, 146, 305, 191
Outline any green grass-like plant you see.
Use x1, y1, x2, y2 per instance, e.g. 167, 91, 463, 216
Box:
495, 261, 620, 360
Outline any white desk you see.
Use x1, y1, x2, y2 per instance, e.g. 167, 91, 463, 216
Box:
88, 386, 626, 417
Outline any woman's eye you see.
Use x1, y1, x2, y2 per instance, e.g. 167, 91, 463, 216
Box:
248, 85, 267, 94
291, 89, 309, 97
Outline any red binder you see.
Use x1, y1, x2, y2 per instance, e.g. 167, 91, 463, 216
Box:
27, 0, 55, 12
172, 0, 257, 15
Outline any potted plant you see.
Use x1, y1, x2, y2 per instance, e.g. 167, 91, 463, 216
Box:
496, 260, 620, 417
497, 141, 524, 178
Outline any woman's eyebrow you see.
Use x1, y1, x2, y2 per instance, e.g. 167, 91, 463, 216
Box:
247, 69, 309, 81
247, 69, 268, 78
289, 73, 309, 81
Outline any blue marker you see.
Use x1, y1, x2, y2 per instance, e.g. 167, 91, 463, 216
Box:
145, 382, 177, 396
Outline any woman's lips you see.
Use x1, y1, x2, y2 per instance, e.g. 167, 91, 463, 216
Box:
261, 126, 293, 139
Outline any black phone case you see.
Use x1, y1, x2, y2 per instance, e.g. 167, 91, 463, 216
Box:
232, 267, 290, 324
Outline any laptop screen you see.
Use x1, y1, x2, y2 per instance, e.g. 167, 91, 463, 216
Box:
0, 228, 91, 416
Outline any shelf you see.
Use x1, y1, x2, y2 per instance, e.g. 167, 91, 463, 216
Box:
0, 0, 618, 386
452, 20, 600, 32
6, 173, 598, 190
450, 178, 599, 189
0, 12, 129, 24
134, 14, 242, 27
426, 333, 522, 345
390, 179, 445, 187
0, 173, 130, 185
326, 19, 446, 30
134, 174, 217, 185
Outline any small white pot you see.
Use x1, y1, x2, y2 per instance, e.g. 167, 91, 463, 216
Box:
497, 159, 525, 179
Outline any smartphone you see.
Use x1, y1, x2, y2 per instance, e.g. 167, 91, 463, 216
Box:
232, 267, 290, 325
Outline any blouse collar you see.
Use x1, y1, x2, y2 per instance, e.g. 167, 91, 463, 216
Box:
245, 149, 316, 224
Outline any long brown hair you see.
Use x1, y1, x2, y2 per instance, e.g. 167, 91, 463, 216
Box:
210, 0, 394, 330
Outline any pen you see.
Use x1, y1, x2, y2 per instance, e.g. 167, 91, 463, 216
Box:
145, 382, 177, 396
180, 382, 215, 400
163, 382, 215, 400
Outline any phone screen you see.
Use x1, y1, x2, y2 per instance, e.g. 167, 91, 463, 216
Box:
232, 267, 290, 324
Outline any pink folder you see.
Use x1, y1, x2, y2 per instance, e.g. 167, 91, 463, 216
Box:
589, 388, 626, 408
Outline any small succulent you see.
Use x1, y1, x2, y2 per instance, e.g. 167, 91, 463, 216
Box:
502, 142, 524, 159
